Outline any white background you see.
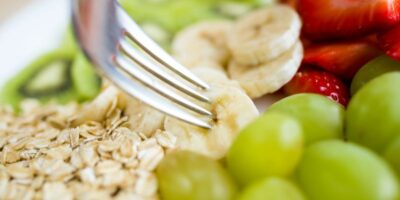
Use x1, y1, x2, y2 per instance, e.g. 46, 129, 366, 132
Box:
0, 0, 69, 87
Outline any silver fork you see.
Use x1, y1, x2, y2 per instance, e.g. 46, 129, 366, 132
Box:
72, 0, 213, 129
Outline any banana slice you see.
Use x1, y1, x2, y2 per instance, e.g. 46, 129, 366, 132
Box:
228, 5, 301, 66
172, 21, 233, 71
124, 97, 166, 138
164, 68, 259, 159
228, 41, 303, 98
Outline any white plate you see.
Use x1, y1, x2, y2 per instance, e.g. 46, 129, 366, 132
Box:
0, 0, 282, 111
0, 0, 69, 88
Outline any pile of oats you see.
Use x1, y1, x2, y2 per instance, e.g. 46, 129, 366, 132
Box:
0, 86, 176, 200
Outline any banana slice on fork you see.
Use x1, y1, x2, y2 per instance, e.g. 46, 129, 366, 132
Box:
164, 67, 259, 159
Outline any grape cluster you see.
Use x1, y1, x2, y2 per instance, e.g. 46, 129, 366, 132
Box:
156, 70, 400, 199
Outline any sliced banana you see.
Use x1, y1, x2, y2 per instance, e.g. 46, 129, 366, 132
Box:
172, 21, 233, 71
124, 97, 166, 138
228, 5, 301, 66
164, 68, 259, 159
229, 41, 303, 98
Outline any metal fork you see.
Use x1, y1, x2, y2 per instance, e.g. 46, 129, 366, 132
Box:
72, 0, 213, 128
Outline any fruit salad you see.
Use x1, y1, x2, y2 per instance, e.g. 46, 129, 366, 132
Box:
1, 0, 400, 199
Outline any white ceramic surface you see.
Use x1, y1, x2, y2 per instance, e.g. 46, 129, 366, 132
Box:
0, 0, 69, 88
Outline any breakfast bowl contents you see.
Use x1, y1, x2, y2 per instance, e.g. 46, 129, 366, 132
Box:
1, 0, 400, 199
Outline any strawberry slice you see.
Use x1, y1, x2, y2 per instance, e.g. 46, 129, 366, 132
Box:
298, 0, 400, 40
303, 40, 382, 80
378, 25, 400, 61
284, 68, 350, 106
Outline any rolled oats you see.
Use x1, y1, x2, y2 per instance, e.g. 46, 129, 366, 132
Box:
79, 144, 99, 167
138, 145, 164, 171
0, 87, 174, 199
79, 167, 97, 186
6, 166, 34, 179
43, 182, 73, 200
95, 160, 121, 175
135, 170, 158, 197
0, 175, 9, 199
154, 130, 177, 149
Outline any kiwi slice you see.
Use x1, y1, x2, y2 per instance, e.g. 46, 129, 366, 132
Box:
22, 60, 71, 97
0, 51, 102, 109
120, 0, 267, 45
71, 53, 101, 101
120, 0, 218, 45
0, 24, 103, 109
213, 2, 255, 19
60, 25, 79, 54
0, 50, 79, 109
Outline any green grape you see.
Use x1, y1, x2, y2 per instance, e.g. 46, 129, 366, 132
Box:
347, 72, 400, 153
351, 55, 400, 95
227, 112, 303, 186
237, 177, 305, 200
296, 140, 399, 200
156, 151, 237, 200
268, 94, 345, 145
384, 136, 400, 177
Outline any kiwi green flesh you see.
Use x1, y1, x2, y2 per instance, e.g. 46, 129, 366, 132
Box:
0, 51, 79, 109
120, 0, 270, 47
71, 53, 101, 101
60, 25, 79, 55
213, 2, 255, 19
21, 60, 71, 97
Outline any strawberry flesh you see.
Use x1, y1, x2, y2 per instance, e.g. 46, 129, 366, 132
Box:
303, 40, 382, 80
284, 68, 350, 106
298, 0, 400, 40
378, 24, 400, 61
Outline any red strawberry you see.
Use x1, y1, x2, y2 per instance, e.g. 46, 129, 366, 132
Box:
303, 40, 382, 80
378, 24, 400, 61
284, 68, 350, 106
281, 0, 297, 9
298, 0, 400, 40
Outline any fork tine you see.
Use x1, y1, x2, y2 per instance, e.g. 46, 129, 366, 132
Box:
72, 0, 213, 128
116, 6, 210, 90
105, 63, 212, 129
119, 39, 210, 103
115, 55, 213, 117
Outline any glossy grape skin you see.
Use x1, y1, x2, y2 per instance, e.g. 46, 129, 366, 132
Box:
347, 72, 400, 153
156, 151, 237, 200
296, 140, 399, 200
351, 55, 400, 95
268, 94, 345, 145
237, 177, 305, 200
384, 135, 400, 177
227, 112, 303, 186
